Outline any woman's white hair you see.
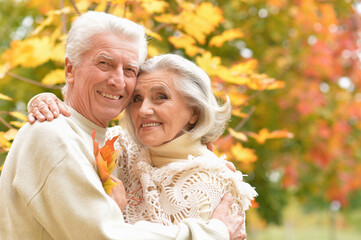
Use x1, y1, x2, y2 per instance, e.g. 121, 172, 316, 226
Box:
121, 54, 231, 145
62, 11, 147, 95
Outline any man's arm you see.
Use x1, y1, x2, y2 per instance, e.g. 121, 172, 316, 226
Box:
13, 121, 243, 240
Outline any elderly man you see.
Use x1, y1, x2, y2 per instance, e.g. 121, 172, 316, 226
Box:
0, 11, 245, 240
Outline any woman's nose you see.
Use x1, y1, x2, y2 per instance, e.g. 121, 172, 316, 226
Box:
139, 99, 154, 117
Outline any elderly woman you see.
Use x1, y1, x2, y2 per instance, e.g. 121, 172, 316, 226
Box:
28, 54, 257, 233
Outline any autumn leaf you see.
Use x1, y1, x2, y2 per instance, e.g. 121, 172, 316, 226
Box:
0, 63, 11, 79
209, 28, 244, 47
10, 121, 26, 128
232, 109, 249, 119
231, 142, 257, 163
2, 37, 54, 68
228, 128, 248, 142
168, 34, 204, 57
92, 131, 120, 194
0, 164, 3, 172
41, 69, 65, 85
247, 128, 294, 144
0, 93, 13, 101
145, 28, 162, 41
0, 132, 12, 152
9, 111, 27, 122
141, 0, 169, 14
178, 2, 223, 44
196, 51, 222, 76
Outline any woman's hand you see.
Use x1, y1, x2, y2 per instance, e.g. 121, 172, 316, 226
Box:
27, 93, 70, 124
108, 175, 127, 213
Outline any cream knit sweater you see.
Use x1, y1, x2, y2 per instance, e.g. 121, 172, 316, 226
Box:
107, 127, 257, 232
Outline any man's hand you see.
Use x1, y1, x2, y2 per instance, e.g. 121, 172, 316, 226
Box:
211, 193, 247, 240
27, 93, 70, 124
108, 175, 127, 213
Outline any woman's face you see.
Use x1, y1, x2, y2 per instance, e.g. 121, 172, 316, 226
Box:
130, 70, 198, 147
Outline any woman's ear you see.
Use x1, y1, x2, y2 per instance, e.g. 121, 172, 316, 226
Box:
65, 57, 74, 84
189, 107, 200, 125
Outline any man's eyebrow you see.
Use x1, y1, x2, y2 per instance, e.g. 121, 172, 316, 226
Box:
97, 54, 113, 60
127, 62, 139, 70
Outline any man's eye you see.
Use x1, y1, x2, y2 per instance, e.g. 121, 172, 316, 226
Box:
125, 68, 137, 76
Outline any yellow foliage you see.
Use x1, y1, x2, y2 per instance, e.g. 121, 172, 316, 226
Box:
4, 129, 18, 141
228, 92, 248, 106
9, 112, 27, 122
0, 93, 12, 101
145, 28, 162, 41
228, 128, 248, 142
10, 121, 26, 128
231, 142, 257, 163
0, 63, 10, 79
232, 109, 249, 119
247, 74, 284, 90
3, 37, 54, 68
0, 132, 12, 152
209, 29, 244, 47
247, 128, 294, 144
42, 69, 66, 85
147, 45, 161, 58
168, 34, 204, 57
218, 66, 250, 85
50, 43, 66, 63
178, 2, 223, 44
230, 59, 258, 75
196, 51, 221, 76
155, 14, 179, 24
141, 0, 169, 14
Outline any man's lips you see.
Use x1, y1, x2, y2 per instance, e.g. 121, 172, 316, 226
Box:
99, 91, 122, 100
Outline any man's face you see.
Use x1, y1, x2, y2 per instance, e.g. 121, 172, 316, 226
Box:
65, 33, 139, 127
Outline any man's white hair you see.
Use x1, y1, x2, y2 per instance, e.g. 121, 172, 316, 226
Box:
62, 11, 147, 95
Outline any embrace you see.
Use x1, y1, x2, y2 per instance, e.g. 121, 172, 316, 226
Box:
0, 11, 256, 240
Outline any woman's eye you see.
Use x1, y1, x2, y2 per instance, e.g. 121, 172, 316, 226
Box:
158, 94, 168, 100
133, 95, 142, 102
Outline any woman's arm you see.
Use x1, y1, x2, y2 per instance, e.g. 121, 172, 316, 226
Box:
27, 93, 70, 123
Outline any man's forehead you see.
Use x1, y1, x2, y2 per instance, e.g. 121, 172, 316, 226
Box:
96, 53, 139, 66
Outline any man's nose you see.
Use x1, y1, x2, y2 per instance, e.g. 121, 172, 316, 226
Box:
108, 67, 126, 88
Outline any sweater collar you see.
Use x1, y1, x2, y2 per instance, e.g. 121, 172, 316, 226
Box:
148, 133, 214, 167
67, 106, 108, 144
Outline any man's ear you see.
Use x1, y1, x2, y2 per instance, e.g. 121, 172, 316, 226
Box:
65, 57, 74, 84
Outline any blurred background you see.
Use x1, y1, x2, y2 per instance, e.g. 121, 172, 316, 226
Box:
0, 0, 360, 239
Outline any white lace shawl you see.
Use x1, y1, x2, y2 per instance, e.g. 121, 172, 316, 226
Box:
106, 126, 257, 229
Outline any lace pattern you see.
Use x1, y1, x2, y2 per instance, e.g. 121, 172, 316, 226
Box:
105, 126, 257, 230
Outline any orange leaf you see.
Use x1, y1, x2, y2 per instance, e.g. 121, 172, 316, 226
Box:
248, 128, 294, 144
92, 131, 120, 193
231, 143, 257, 164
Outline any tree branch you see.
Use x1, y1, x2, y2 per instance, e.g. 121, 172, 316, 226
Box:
0, 115, 14, 130
6, 72, 64, 90
105, 1, 112, 13
60, 0, 67, 34
69, 0, 81, 15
